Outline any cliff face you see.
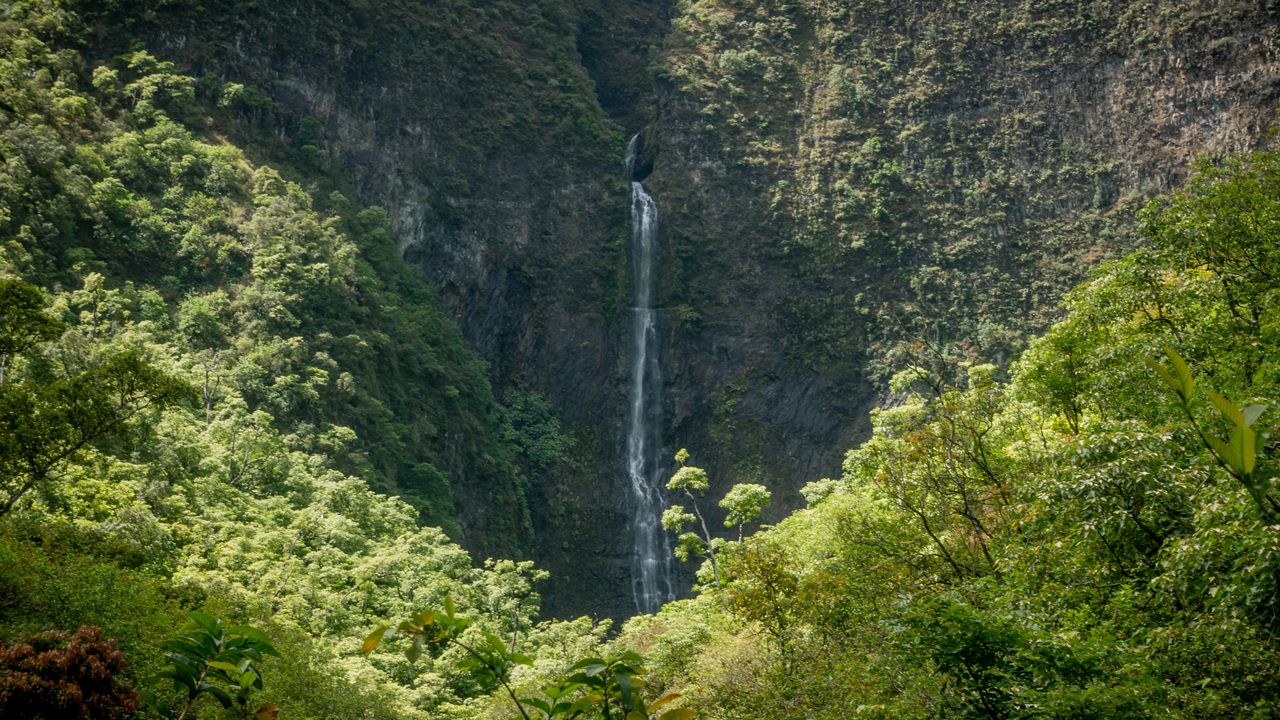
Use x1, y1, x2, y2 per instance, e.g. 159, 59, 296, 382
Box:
95, 0, 1280, 618
647, 0, 1280, 517
95, 0, 672, 618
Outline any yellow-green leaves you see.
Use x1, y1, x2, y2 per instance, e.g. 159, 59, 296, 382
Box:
1147, 346, 1274, 520
1145, 346, 1195, 402
668, 465, 710, 494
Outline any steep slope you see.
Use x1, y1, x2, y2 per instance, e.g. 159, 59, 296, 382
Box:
42, 0, 1280, 618
647, 0, 1280, 520
61, 0, 674, 618
619, 147, 1280, 720
0, 6, 577, 716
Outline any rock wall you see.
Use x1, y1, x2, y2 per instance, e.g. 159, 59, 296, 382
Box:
101, 0, 1280, 618
646, 0, 1280, 520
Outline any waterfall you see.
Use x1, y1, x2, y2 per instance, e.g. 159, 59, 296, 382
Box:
625, 134, 674, 615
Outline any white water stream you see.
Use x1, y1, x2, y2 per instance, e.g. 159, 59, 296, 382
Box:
625, 135, 675, 614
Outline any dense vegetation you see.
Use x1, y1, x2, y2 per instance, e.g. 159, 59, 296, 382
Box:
625, 149, 1280, 718
645, 0, 1278, 512
3, 0, 1280, 718
0, 1, 599, 717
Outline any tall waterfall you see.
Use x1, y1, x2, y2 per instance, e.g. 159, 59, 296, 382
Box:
625, 135, 674, 614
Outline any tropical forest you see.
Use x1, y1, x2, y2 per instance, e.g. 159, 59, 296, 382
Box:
1, 0, 1279, 718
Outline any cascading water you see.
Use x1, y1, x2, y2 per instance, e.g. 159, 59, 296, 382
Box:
625, 134, 675, 615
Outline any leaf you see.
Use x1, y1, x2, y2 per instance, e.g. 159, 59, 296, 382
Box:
228, 626, 272, 646
207, 661, 241, 675
405, 635, 424, 663
1207, 390, 1245, 426
1206, 434, 1237, 474
627, 712, 648, 720
1145, 356, 1180, 394
1244, 404, 1267, 427
569, 693, 605, 714
616, 669, 636, 709
659, 709, 698, 720
200, 683, 234, 709
361, 624, 390, 655
1241, 424, 1257, 476
156, 669, 194, 691
648, 693, 681, 713
188, 611, 221, 636
1164, 347, 1195, 397
443, 594, 456, 618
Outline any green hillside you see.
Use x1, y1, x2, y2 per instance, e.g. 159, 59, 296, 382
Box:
2, 0, 1280, 717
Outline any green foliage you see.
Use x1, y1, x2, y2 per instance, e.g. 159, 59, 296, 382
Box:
666, 466, 709, 495
0, 278, 62, 359
0, 4, 602, 719
718, 483, 770, 539
0, 5, 535, 560
156, 613, 279, 720
624, 151, 1280, 719
1147, 347, 1275, 522
364, 598, 694, 720
0, 330, 192, 517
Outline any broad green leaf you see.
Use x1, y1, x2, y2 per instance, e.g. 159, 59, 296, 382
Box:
1207, 390, 1245, 426
207, 661, 241, 675
1164, 347, 1195, 396
228, 626, 272, 645
1206, 434, 1237, 474
616, 669, 636, 709
1145, 356, 1180, 394
1244, 404, 1267, 427
569, 693, 605, 714
406, 635, 425, 663
443, 594, 456, 618
200, 683, 234, 709
189, 611, 221, 635
1242, 424, 1257, 475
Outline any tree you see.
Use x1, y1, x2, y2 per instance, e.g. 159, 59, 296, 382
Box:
662, 449, 775, 590
719, 483, 771, 541
156, 613, 279, 720
663, 449, 722, 590
0, 346, 192, 517
362, 596, 694, 720
0, 626, 140, 720
0, 279, 62, 384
